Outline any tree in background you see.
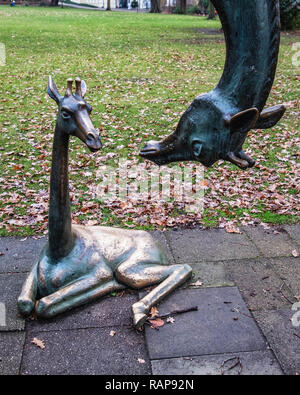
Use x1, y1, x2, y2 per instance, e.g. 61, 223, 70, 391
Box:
150, 0, 161, 13
207, 0, 215, 19
180, 0, 187, 14
279, 0, 300, 30
106, 0, 111, 10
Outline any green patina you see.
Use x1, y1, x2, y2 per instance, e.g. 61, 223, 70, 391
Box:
140, 0, 286, 170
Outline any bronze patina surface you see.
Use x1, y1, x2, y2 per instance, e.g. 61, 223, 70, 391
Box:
17, 77, 192, 328
140, 0, 286, 169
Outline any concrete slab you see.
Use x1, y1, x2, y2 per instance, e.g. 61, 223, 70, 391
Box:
21, 326, 151, 375
165, 228, 259, 263
225, 258, 295, 311
187, 261, 234, 288
26, 293, 138, 332
283, 224, 300, 246
150, 231, 175, 264
143, 287, 266, 360
0, 273, 26, 331
243, 226, 297, 258
151, 350, 283, 375
269, 257, 300, 298
254, 309, 300, 375
0, 236, 46, 274
0, 331, 25, 375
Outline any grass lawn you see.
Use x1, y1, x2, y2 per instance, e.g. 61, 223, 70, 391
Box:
0, 6, 299, 236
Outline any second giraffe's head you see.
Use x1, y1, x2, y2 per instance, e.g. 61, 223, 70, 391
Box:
47, 76, 102, 152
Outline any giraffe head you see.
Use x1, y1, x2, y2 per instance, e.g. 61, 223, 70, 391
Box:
47, 76, 102, 152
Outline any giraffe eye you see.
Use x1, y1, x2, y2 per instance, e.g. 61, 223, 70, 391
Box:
61, 111, 71, 119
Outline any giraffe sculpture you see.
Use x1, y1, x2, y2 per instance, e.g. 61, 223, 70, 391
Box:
17, 77, 192, 328
140, 0, 286, 169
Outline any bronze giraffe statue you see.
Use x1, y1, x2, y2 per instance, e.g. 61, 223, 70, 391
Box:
18, 77, 192, 328
140, 0, 286, 169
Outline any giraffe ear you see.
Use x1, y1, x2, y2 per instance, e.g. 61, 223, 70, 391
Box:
47, 76, 62, 104
227, 108, 259, 134
81, 80, 87, 98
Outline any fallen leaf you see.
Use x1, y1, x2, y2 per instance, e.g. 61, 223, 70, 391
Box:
0, 252, 4, 256
268, 184, 277, 192
189, 280, 203, 287
149, 306, 159, 319
148, 318, 165, 329
226, 225, 242, 234
166, 317, 175, 324
292, 249, 299, 258
109, 330, 116, 337
138, 358, 145, 364
31, 337, 45, 349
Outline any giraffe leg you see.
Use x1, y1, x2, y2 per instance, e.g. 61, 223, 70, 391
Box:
18, 262, 38, 316
36, 273, 125, 318
116, 262, 192, 328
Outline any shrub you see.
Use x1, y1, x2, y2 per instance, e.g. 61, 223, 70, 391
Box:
280, 0, 300, 30
187, 5, 201, 14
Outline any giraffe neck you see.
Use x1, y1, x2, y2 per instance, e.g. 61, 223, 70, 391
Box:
212, 0, 280, 113
48, 124, 74, 261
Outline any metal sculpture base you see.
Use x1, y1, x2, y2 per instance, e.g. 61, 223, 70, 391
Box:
18, 225, 192, 327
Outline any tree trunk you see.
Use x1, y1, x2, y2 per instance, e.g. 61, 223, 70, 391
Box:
180, 0, 187, 14
150, 0, 161, 13
207, 0, 215, 19
51, 0, 59, 6
106, 0, 111, 10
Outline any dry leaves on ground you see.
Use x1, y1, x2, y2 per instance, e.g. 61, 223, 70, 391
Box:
31, 337, 45, 349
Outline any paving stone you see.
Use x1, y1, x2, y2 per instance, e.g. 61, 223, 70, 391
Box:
187, 261, 234, 288
21, 326, 151, 375
144, 287, 266, 359
225, 258, 295, 311
150, 231, 175, 264
243, 226, 297, 258
151, 350, 283, 375
0, 236, 46, 274
26, 293, 138, 332
254, 309, 300, 375
269, 257, 300, 298
0, 331, 25, 375
283, 224, 300, 246
165, 228, 259, 263
0, 273, 26, 331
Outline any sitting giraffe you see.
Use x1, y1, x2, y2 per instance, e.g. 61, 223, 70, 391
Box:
18, 77, 192, 328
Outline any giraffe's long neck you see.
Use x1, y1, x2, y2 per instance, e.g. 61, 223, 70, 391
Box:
212, 0, 280, 113
48, 124, 74, 261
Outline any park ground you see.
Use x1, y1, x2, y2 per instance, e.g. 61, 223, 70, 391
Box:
0, 7, 299, 237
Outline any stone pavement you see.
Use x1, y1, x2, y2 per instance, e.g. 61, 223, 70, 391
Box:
0, 224, 299, 375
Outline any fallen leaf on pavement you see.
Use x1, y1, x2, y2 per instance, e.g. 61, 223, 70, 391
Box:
148, 318, 165, 329
166, 317, 175, 324
31, 337, 45, 349
109, 330, 116, 336
138, 358, 145, 364
189, 280, 203, 287
226, 225, 242, 234
292, 249, 299, 258
149, 306, 159, 319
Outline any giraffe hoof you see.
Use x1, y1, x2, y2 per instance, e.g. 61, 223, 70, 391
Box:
132, 301, 148, 328
17, 297, 35, 316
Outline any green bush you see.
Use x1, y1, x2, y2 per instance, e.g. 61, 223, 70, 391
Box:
172, 6, 185, 14
131, 0, 138, 8
187, 5, 201, 14
280, 0, 300, 30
